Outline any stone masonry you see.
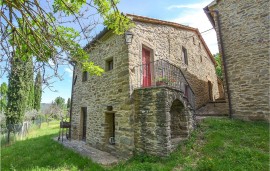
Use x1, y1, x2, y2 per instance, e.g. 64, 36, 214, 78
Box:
70, 14, 222, 158
127, 14, 220, 109
207, 0, 270, 121
134, 87, 194, 156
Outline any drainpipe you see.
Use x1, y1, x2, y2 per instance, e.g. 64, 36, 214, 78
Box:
203, 7, 233, 118
69, 61, 76, 139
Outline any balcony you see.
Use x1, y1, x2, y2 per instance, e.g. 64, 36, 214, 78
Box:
132, 59, 195, 108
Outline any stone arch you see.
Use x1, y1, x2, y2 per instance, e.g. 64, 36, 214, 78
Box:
170, 99, 188, 140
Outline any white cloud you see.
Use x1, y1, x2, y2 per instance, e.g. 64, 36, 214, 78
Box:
64, 67, 73, 77
167, 1, 219, 54
167, 1, 210, 10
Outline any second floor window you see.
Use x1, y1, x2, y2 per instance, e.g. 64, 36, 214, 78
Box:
106, 58, 114, 71
182, 47, 188, 65
82, 71, 88, 82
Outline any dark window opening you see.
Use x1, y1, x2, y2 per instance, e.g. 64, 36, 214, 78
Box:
193, 37, 195, 45
200, 56, 202, 63
182, 47, 188, 65
185, 85, 190, 100
82, 71, 88, 82
199, 42, 201, 49
106, 58, 114, 71
73, 75, 77, 85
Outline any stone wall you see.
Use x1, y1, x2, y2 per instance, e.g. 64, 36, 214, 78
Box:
128, 20, 220, 109
71, 15, 225, 158
209, 0, 270, 121
133, 87, 194, 156
196, 100, 229, 116
71, 31, 135, 157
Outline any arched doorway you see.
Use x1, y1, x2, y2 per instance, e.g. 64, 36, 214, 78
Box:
170, 99, 188, 140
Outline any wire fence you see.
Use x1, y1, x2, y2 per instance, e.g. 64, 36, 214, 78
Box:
0, 118, 43, 146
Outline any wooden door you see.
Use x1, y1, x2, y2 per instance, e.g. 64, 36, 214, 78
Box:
81, 107, 87, 141
208, 81, 213, 101
142, 48, 151, 87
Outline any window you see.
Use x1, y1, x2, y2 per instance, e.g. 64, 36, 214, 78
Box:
199, 42, 201, 49
73, 75, 77, 85
182, 47, 188, 65
200, 56, 202, 63
82, 71, 88, 82
193, 37, 195, 45
105, 58, 114, 71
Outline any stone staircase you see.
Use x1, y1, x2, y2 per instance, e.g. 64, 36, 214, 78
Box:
196, 99, 229, 117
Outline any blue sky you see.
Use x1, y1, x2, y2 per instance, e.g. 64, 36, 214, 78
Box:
0, 0, 217, 104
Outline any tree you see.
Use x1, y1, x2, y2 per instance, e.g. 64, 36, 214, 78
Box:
0, 0, 133, 81
6, 57, 29, 124
25, 58, 34, 110
54, 96, 65, 109
0, 82, 8, 113
67, 98, 71, 109
214, 53, 223, 80
34, 71, 42, 111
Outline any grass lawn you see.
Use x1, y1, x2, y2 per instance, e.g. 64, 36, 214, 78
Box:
1, 121, 105, 171
1, 118, 269, 171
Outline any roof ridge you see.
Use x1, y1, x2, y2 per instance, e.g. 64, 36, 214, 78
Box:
126, 13, 198, 32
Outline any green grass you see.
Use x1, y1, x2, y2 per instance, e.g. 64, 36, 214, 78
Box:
111, 118, 269, 171
1, 121, 105, 171
1, 118, 269, 171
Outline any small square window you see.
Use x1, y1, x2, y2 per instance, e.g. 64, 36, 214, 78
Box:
82, 71, 88, 82
106, 58, 114, 71
182, 47, 188, 65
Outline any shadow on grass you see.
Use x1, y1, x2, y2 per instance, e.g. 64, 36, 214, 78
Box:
1, 133, 105, 171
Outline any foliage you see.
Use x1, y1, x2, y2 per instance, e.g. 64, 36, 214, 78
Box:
67, 98, 71, 109
0, 82, 8, 112
5, 58, 29, 124
34, 71, 42, 111
0, 0, 133, 80
5, 56, 35, 124
24, 109, 39, 121
54, 96, 65, 109
25, 58, 35, 110
214, 53, 223, 80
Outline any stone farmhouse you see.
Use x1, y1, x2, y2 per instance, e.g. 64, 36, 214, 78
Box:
70, 14, 222, 157
204, 0, 269, 121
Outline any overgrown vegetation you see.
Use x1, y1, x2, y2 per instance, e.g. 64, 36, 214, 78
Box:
1, 118, 269, 171
214, 53, 223, 80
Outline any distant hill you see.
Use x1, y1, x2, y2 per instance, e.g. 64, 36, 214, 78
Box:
41, 103, 52, 113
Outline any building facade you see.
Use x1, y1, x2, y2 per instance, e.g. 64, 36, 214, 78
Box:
205, 0, 269, 121
70, 14, 221, 157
